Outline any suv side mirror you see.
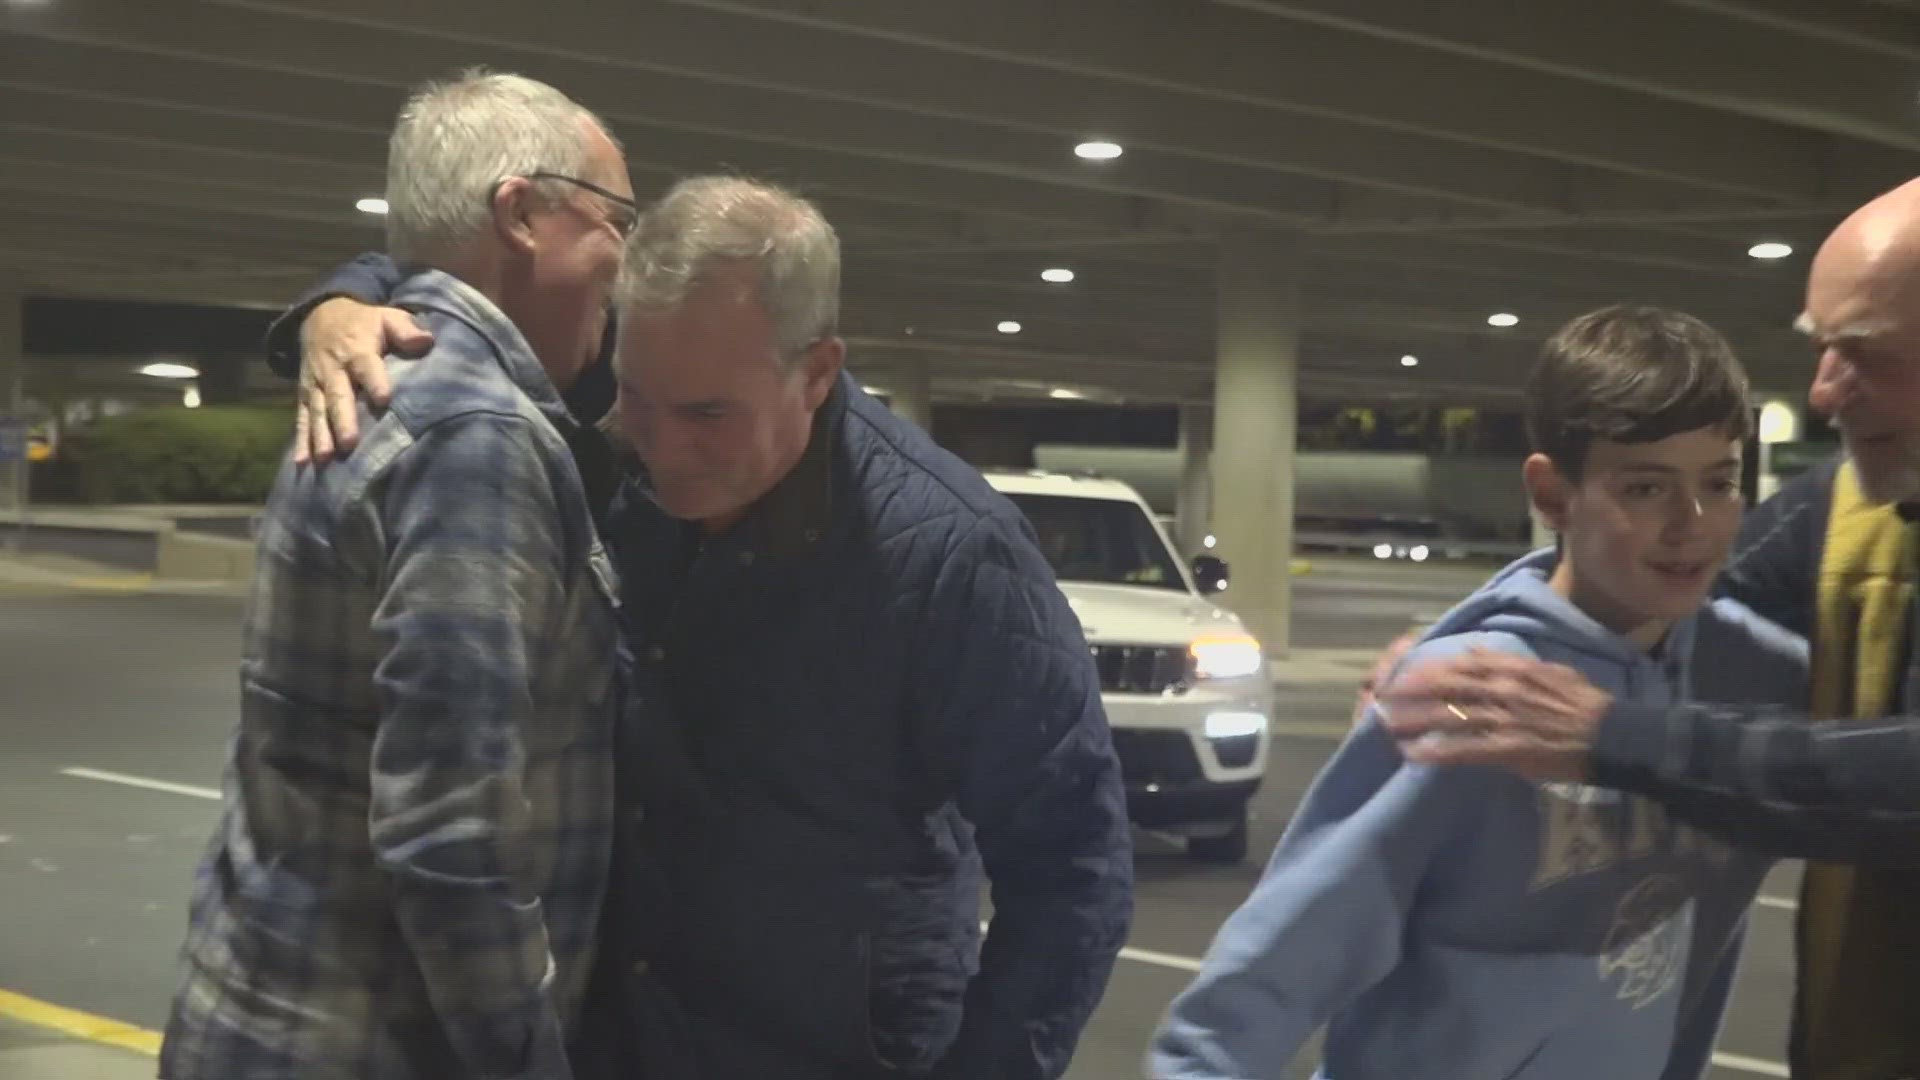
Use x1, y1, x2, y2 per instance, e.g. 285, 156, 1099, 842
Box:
1192, 554, 1230, 593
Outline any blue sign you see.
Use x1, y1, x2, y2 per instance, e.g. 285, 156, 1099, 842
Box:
0, 419, 26, 464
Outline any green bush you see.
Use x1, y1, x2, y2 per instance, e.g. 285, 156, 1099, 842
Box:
57, 405, 294, 504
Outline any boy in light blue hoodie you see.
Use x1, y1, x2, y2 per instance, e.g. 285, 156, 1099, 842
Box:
1150, 305, 1807, 1080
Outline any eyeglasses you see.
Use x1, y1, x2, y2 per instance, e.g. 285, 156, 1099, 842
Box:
494, 170, 639, 238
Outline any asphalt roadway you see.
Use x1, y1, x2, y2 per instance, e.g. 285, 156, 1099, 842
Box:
0, 558, 1801, 1079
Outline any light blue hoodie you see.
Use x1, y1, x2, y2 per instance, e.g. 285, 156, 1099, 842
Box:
1150, 549, 1807, 1080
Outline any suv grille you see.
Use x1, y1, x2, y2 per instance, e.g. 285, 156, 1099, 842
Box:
1089, 644, 1188, 694
1111, 729, 1202, 784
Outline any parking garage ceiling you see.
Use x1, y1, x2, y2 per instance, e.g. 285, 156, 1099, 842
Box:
4, 0, 1919, 407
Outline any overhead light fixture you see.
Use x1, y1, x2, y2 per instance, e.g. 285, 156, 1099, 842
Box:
1487, 312, 1519, 328
861, 385, 884, 396
997, 320, 1023, 334
356, 197, 390, 215
1049, 387, 1085, 400
139, 362, 200, 379
1074, 141, 1124, 161
182, 385, 203, 409
1748, 241, 1793, 260
1041, 268, 1076, 284
1400, 354, 1419, 367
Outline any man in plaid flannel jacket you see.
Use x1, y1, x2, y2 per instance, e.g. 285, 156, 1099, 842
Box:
159, 71, 636, 1080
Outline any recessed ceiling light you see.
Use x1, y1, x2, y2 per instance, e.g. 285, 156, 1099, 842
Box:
1041, 268, 1076, 283
139, 362, 200, 379
1748, 241, 1793, 260
1400, 354, 1419, 367
1074, 141, 1124, 161
1487, 312, 1519, 328
1049, 387, 1085, 400
356, 197, 390, 215
997, 320, 1023, 334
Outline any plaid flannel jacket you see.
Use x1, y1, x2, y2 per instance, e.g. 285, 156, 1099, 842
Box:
160, 270, 620, 1080
1596, 458, 1920, 862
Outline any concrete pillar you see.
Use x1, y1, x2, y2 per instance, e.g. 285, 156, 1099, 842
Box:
1213, 232, 1301, 655
0, 282, 21, 514
1755, 393, 1803, 504
1175, 404, 1213, 556
889, 355, 934, 434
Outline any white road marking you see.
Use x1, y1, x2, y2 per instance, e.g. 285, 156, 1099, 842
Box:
59, 767, 220, 801
1117, 945, 1203, 973
1710, 1051, 1789, 1077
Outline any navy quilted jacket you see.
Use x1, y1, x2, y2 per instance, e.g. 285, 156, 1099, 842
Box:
603, 372, 1133, 1079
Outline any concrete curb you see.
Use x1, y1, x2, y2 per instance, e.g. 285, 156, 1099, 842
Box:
0, 558, 248, 597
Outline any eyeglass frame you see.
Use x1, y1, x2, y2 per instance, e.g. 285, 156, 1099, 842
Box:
488, 170, 639, 238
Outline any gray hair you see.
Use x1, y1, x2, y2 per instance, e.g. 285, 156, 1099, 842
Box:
620, 176, 840, 358
384, 68, 615, 266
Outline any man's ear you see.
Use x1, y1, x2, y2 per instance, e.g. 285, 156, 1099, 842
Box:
1523, 452, 1573, 533
489, 177, 540, 255
798, 336, 846, 410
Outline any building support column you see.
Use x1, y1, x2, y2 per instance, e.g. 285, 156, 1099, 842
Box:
1755, 392, 1804, 504
1213, 232, 1301, 655
0, 281, 22, 514
889, 355, 934, 434
1175, 403, 1213, 557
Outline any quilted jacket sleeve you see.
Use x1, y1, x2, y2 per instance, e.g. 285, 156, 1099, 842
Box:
917, 511, 1135, 1080
263, 252, 402, 379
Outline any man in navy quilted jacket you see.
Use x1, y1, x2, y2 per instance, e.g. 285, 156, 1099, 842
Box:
267, 174, 1134, 1080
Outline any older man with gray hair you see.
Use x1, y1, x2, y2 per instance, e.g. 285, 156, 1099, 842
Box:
269, 171, 1134, 1079
160, 69, 635, 1080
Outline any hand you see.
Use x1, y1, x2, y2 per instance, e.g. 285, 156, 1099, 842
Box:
1375, 648, 1611, 781
1353, 629, 1420, 728
292, 297, 432, 466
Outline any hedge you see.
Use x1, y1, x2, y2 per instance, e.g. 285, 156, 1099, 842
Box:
46, 405, 294, 504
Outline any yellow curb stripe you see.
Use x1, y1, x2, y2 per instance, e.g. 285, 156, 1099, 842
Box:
0, 988, 161, 1057
68, 574, 154, 592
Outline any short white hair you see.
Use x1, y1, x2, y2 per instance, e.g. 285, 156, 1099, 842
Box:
620, 176, 840, 358
384, 68, 614, 265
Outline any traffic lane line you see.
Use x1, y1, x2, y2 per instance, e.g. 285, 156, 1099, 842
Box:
54, 767, 1793, 1076
59, 766, 219, 801
0, 988, 159, 1057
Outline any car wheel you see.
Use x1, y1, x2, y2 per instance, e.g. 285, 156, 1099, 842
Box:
1186, 814, 1249, 864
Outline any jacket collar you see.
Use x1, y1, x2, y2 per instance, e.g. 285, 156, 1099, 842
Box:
391, 268, 577, 435
732, 372, 845, 559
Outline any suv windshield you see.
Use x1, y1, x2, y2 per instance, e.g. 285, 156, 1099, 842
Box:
1007, 493, 1187, 592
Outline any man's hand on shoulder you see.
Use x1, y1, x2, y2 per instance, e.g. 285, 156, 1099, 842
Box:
1377, 648, 1611, 781
294, 297, 432, 467
1354, 629, 1420, 729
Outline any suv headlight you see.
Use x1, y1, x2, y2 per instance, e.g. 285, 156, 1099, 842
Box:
1190, 632, 1265, 680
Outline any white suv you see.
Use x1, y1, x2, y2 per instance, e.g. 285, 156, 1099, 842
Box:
987, 470, 1272, 862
